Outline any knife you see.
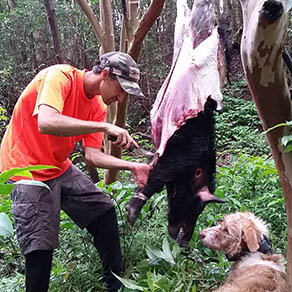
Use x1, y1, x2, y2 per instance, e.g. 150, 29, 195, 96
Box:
108, 135, 154, 157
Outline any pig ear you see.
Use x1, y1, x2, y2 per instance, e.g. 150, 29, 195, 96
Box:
197, 187, 225, 204
243, 224, 259, 252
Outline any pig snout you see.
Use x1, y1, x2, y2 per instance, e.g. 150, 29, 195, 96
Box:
168, 223, 194, 248
199, 230, 206, 239
167, 185, 224, 247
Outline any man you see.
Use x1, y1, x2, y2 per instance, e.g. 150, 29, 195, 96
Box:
0, 52, 150, 292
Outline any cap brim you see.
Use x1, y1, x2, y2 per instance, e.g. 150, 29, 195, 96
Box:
117, 76, 145, 97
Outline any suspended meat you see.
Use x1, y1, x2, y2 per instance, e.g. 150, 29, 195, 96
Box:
127, 0, 225, 247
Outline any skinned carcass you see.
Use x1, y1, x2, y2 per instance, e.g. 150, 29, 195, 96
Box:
127, 0, 225, 247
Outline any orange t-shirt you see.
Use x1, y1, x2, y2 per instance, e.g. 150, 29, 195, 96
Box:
0, 64, 107, 181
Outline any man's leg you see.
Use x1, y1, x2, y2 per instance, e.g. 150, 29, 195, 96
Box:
86, 207, 123, 292
25, 250, 53, 292
60, 165, 123, 292
10, 180, 61, 292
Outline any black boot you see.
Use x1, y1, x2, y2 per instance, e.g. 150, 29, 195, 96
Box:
86, 207, 123, 292
25, 250, 53, 292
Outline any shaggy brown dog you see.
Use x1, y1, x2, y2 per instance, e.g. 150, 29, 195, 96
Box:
200, 212, 287, 292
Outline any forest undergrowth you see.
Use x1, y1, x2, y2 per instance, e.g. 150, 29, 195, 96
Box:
0, 80, 287, 291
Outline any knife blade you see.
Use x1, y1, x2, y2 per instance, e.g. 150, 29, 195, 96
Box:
108, 135, 154, 157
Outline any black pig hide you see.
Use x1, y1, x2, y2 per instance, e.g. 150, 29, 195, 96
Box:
127, 98, 224, 247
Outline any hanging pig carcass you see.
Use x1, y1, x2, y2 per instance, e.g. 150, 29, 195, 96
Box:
127, 0, 226, 247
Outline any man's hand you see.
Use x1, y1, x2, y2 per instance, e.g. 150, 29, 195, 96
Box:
85, 147, 151, 188
131, 163, 151, 188
106, 124, 138, 150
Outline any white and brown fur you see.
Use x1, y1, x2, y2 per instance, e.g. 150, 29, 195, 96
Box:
200, 212, 287, 292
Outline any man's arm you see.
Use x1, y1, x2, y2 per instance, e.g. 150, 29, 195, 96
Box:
38, 105, 138, 149
84, 147, 151, 188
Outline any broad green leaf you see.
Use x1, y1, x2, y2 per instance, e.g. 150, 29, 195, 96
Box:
192, 284, 197, 292
116, 189, 127, 201
112, 272, 144, 291
259, 169, 278, 177
284, 143, 292, 153
12, 170, 33, 179
0, 180, 51, 196
281, 135, 292, 146
0, 213, 13, 238
14, 180, 51, 191
147, 248, 164, 259
0, 183, 15, 195
110, 181, 123, 190
0, 165, 57, 183
162, 238, 175, 264
147, 241, 175, 265
146, 247, 162, 264
60, 221, 74, 230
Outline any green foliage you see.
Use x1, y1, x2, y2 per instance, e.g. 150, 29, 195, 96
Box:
0, 165, 56, 196
0, 2, 287, 290
264, 120, 292, 153
0, 213, 13, 238
0, 153, 287, 291
0, 273, 25, 292
216, 81, 270, 156
0, 165, 57, 291
104, 153, 285, 292
213, 154, 286, 250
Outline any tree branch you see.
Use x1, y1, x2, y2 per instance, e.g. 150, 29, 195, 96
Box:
75, 0, 105, 47
128, 0, 166, 61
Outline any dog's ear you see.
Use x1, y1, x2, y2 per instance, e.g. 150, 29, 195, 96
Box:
243, 224, 259, 252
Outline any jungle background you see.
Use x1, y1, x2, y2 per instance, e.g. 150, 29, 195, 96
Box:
0, 0, 291, 291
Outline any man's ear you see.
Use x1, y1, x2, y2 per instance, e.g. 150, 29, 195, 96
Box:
101, 68, 110, 79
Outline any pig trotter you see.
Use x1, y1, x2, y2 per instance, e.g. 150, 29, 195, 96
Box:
126, 193, 148, 225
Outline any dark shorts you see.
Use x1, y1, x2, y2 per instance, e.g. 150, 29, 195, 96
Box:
11, 165, 114, 255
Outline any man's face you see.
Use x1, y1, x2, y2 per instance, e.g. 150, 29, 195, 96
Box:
100, 72, 127, 105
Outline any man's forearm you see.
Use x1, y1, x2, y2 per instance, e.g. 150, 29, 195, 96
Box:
38, 105, 109, 136
85, 147, 151, 188
85, 147, 133, 170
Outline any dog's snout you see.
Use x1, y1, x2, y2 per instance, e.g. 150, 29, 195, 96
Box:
199, 230, 206, 239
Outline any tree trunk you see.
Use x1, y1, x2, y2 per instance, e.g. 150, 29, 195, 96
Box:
234, 0, 243, 32
128, 0, 167, 61
222, 0, 229, 19
239, 0, 291, 290
43, 0, 63, 63
213, 0, 221, 25
227, 0, 236, 40
75, 0, 105, 47
104, 0, 140, 184
77, 0, 166, 185
99, 0, 119, 184
105, 0, 167, 184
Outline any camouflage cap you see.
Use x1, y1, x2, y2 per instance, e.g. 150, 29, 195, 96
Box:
100, 52, 144, 97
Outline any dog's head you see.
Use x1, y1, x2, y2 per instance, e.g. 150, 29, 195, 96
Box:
199, 212, 270, 259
